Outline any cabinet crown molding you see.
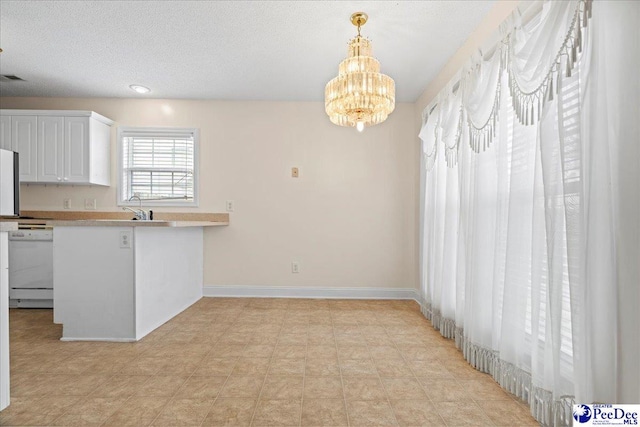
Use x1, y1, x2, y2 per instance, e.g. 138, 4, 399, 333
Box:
0, 110, 113, 126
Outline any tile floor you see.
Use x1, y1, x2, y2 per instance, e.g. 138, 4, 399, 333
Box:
0, 298, 540, 426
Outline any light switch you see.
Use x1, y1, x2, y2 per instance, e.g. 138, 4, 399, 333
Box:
291, 167, 299, 178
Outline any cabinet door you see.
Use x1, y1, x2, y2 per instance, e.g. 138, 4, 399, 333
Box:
0, 116, 11, 151
37, 116, 64, 183
64, 117, 90, 183
11, 116, 38, 182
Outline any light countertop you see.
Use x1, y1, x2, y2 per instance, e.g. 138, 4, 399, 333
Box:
0, 211, 229, 228
49, 220, 226, 227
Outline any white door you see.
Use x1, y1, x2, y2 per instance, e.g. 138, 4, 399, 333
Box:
12, 116, 38, 182
64, 117, 90, 183
37, 116, 64, 183
0, 116, 11, 151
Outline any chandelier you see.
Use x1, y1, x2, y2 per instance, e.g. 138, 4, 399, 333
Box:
325, 12, 395, 132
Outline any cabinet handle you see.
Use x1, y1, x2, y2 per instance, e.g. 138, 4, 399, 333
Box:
63, 177, 68, 181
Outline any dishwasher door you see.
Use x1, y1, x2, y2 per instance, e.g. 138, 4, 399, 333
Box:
9, 230, 54, 308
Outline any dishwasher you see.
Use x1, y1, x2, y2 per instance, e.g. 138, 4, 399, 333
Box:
8, 229, 54, 308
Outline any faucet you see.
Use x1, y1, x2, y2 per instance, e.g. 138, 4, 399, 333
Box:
123, 195, 149, 220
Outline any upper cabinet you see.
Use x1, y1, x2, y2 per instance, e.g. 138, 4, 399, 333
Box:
0, 116, 13, 151
37, 116, 63, 183
11, 116, 38, 182
0, 110, 113, 186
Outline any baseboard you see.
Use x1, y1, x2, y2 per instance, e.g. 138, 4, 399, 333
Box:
60, 337, 137, 342
203, 285, 420, 302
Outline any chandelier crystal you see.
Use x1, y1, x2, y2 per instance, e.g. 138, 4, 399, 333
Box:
325, 12, 395, 132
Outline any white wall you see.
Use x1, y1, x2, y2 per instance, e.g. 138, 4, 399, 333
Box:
0, 97, 418, 290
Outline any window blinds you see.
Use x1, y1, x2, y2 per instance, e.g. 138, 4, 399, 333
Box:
121, 131, 195, 203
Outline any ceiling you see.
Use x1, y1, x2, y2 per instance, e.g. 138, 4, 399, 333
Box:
0, 1, 495, 102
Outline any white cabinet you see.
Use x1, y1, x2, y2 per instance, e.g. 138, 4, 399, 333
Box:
12, 116, 38, 182
0, 110, 113, 186
37, 116, 64, 183
0, 116, 12, 151
64, 117, 91, 183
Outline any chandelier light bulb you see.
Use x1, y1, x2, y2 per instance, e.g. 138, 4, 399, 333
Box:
356, 121, 365, 132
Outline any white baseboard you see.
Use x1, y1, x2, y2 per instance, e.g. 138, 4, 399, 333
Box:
60, 337, 137, 342
203, 285, 420, 302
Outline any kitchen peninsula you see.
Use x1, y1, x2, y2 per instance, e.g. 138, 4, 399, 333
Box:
50, 216, 227, 342
0, 222, 17, 411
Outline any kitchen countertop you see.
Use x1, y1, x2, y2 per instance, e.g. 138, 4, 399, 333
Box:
0, 222, 18, 232
0, 211, 229, 228
49, 220, 225, 227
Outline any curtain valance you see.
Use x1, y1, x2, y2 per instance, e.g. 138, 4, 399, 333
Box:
420, 0, 592, 169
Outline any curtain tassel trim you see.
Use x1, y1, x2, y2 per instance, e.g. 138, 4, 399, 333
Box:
445, 106, 464, 168
424, 314, 575, 427
467, 68, 502, 153
422, 305, 458, 340
420, 301, 433, 321
508, 0, 591, 126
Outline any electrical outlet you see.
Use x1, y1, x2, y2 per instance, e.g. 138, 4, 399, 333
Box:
291, 167, 299, 178
84, 198, 97, 210
226, 200, 234, 212
291, 262, 300, 274
63, 199, 71, 209
119, 231, 132, 249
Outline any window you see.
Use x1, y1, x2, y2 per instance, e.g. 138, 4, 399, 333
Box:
118, 127, 198, 206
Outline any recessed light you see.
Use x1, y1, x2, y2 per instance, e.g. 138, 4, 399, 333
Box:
129, 84, 150, 94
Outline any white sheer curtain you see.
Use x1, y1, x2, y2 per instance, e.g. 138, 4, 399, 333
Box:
419, 1, 640, 425
578, 0, 640, 402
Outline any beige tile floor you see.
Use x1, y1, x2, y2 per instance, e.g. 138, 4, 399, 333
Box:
0, 298, 541, 426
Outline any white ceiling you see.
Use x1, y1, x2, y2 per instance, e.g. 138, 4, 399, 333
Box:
0, 1, 494, 102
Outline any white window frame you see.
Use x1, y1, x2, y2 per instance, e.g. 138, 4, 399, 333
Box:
117, 126, 199, 207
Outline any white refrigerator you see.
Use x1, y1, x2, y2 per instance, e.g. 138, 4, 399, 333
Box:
0, 149, 19, 217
